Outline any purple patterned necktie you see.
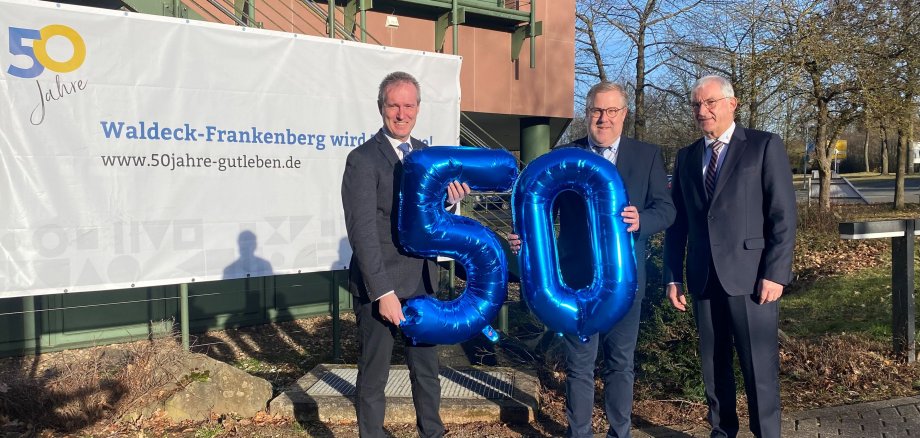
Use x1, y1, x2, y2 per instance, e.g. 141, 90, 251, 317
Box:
705, 140, 724, 199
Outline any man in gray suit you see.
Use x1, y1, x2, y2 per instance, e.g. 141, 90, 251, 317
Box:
341, 71, 469, 438
664, 75, 797, 438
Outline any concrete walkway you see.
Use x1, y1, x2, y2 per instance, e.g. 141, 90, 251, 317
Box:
273, 343, 920, 437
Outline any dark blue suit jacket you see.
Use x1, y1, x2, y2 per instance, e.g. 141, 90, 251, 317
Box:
664, 126, 797, 296
555, 136, 675, 296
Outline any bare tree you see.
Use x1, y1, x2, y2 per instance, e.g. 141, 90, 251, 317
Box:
855, 0, 920, 208
670, 0, 791, 132
770, 0, 863, 210
575, 0, 612, 84
592, 0, 705, 140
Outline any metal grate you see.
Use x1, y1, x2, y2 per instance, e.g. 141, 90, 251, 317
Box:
307, 368, 514, 399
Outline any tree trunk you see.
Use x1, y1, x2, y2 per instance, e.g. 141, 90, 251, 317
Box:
863, 127, 870, 172
909, 120, 915, 175
583, 14, 606, 82
895, 127, 907, 210
633, 26, 646, 141
815, 95, 832, 210
881, 124, 890, 175
817, 123, 832, 210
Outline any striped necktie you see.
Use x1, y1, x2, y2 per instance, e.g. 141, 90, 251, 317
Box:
705, 140, 724, 199
593, 145, 617, 163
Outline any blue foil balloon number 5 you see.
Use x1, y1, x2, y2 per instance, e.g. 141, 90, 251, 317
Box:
397, 146, 519, 345
512, 148, 638, 341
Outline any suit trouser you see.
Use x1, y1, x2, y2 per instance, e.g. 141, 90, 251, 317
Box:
355, 294, 444, 438
563, 292, 644, 438
693, 270, 781, 438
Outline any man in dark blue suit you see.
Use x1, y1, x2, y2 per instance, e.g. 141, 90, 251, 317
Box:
508, 81, 674, 437
341, 71, 468, 438
664, 75, 797, 438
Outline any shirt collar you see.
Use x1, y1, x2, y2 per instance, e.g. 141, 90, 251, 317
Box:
704, 122, 736, 147
588, 135, 621, 151
383, 129, 410, 151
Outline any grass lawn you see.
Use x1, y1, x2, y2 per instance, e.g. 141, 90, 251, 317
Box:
782, 263, 920, 340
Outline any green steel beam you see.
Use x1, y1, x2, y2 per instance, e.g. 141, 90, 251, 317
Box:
451, 0, 459, 54
345, 0, 357, 36
436, 11, 449, 52
520, 117, 550, 164
374, 0, 528, 23
361, 1, 366, 42
435, 7, 464, 53
330, 271, 342, 362
362, 0, 371, 42
347, 0, 373, 37
120, 0, 204, 20
180, 283, 189, 351
328, 0, 335, 37
528, 0, 536, 69
233, 0, 253, 24
511, 20, 541, 66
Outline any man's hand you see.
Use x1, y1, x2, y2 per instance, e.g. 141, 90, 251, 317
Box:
447, 181, 471, 205
666, 283, 687, 312
507, 233, 521, 254
621, 205, 640, 232
377, 293, 405, 326
757, 278, 784, 305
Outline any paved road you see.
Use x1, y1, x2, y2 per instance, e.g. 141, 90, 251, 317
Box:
849, 177, 920, 204
797, 176, 920, 204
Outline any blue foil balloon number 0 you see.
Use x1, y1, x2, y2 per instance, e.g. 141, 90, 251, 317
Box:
512, 148, 638, 341
397, 146, 519, 345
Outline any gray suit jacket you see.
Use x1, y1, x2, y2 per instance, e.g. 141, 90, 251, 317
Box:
664, 125, 797, 295
341, 129, 437, 301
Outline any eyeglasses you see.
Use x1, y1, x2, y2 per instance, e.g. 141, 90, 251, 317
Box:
690, 96, 730, 111
588, 106, 625, 119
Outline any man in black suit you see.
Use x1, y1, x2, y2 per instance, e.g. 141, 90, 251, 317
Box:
664, 75, 797, 438
341, 71, 469, 438
511, 81, 674, 437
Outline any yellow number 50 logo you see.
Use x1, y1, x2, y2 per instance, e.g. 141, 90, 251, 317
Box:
7, 24, 86, 79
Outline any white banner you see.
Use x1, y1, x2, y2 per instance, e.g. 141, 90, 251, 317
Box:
0, 0, 461, 298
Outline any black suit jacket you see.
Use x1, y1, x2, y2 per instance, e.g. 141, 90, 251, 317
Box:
664, 125, 797, 296
341, 129, 437, 301
555, 136, 675, 296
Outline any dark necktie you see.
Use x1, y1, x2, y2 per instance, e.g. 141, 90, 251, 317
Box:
398, 142, 412, 161
705, 140, 724, 199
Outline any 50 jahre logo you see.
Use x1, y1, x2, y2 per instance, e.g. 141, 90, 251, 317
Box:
6, 24, 88, 125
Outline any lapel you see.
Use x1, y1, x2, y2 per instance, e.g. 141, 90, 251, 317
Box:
615, 137, 637, 196
571, 136, 636, 201
571, 136, 592, 152
711, 126, 747, 201
410, 136, 428, 151
687, 137, 707, 199
373, 129, 401, 167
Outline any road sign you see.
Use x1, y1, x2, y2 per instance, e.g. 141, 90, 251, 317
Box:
834, 139, 847, 159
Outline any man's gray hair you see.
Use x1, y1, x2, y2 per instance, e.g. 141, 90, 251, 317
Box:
586, 81, 629, 111
377, 71, 421, 111
691, 75, 735, 100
